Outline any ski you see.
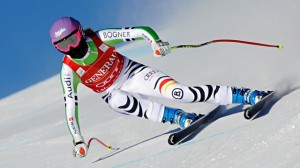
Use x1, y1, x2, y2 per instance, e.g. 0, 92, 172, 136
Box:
244, 91, 275, 120
168, 105, 223, 145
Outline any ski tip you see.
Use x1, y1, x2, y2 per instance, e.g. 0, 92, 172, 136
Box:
244, 107, 252, 120
168, 135, 176, 145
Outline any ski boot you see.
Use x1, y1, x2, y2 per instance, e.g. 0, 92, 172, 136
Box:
162, 107, 203, 129
231, 87, 271, 105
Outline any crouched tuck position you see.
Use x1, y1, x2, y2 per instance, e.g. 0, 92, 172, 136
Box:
50, 17, 270, 157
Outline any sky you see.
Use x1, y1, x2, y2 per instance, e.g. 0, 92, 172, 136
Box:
0, 0, 188, 99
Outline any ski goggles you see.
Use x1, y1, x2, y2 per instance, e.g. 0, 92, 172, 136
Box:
54, 30, 82, 52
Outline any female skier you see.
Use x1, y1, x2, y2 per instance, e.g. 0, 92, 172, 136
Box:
50, 17, 269, 158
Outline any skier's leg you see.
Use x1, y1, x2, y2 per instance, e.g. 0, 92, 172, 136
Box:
105, 89, 199, 128
107, 60, 270, 128
120, 65, 231, 105
107, 89, 163, 122
120, 65, 270, 106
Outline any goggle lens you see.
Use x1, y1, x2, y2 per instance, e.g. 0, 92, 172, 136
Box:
54, 30, 81, 52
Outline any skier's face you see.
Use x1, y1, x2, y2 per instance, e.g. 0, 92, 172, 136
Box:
64, 37, 88, 59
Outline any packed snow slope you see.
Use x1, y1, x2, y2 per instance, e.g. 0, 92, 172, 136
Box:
1, 0, 300, 167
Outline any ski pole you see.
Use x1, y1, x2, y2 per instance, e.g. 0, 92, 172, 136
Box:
87, 137, 115, 151
170, 39, 283, 50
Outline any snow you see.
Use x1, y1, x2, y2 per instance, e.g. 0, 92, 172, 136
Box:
1, 0, 300, 167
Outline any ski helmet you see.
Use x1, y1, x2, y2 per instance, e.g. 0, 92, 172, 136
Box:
50, 17, 88, 59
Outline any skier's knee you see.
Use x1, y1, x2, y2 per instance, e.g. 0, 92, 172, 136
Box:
108, 90, 128, 111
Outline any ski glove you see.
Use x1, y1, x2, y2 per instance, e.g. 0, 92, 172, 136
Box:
73, 135, 88, 158
151, 39, 171, 57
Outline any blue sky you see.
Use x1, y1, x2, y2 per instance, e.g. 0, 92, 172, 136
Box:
0, 0, 182, 99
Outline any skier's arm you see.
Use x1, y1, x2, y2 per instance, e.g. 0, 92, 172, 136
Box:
96, 26, 170, 57
60, 64, 84, 143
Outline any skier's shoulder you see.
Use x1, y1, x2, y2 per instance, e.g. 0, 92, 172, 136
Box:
61, 55, 75, 73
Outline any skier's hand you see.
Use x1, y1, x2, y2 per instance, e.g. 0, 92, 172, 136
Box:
151, 39, 171, 57
73, 135, 88, 158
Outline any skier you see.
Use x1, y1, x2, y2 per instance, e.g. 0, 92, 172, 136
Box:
50, 17, 270, 158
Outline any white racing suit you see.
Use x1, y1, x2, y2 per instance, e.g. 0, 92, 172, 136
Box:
60, 27, 232, 140
102, 58, 231, 121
